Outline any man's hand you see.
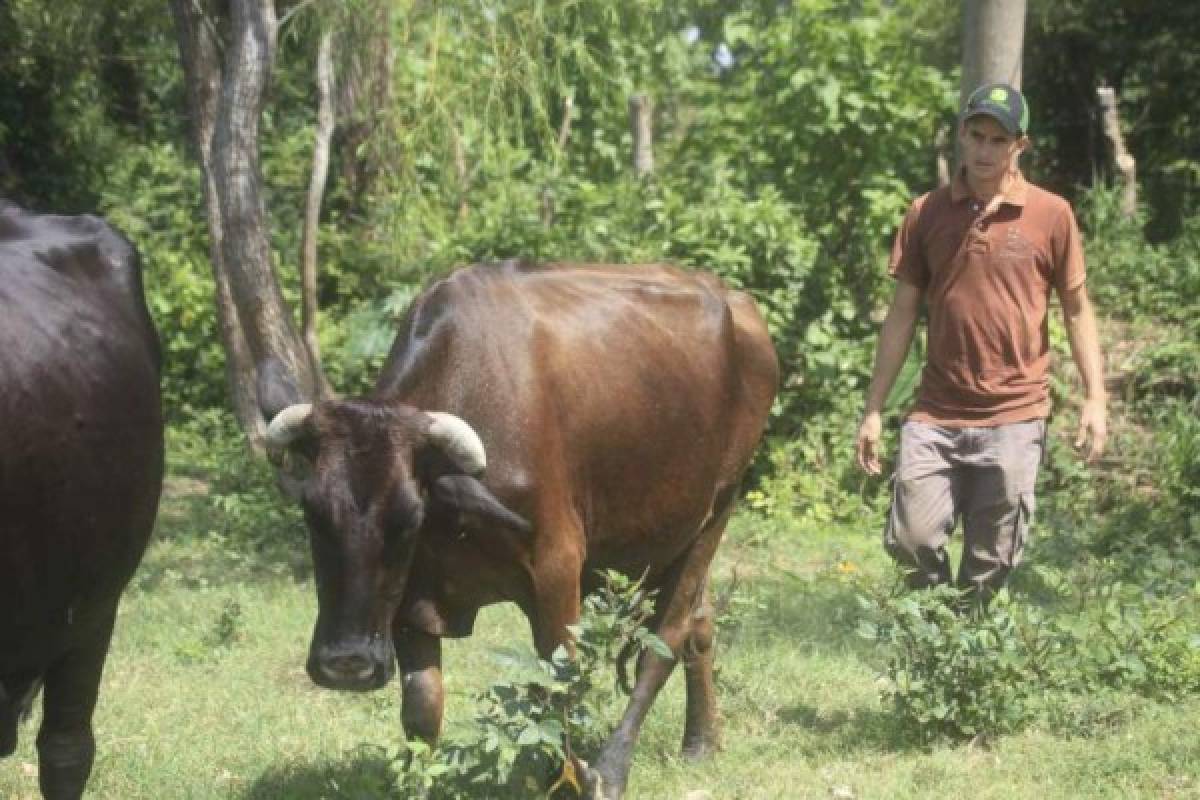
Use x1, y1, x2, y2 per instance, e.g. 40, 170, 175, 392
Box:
856, 410, 884, 475
1075, 397, 1108, 462
1059, 284, 1107, 464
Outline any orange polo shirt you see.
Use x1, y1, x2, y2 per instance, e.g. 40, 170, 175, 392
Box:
889, 171, 1086, 427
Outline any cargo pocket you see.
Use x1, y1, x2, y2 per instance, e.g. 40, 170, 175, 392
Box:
1009, 491, 1036, 568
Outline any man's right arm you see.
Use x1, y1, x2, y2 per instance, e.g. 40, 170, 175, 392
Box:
856, 280, 923, 475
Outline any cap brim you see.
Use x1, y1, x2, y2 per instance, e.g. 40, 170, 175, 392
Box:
962, 108, 1022, 135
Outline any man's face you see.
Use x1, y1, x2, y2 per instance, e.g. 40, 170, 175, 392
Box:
959, 115, 1028, 185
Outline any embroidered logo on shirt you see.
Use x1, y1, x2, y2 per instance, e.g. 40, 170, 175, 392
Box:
1000, 227, 1033, 264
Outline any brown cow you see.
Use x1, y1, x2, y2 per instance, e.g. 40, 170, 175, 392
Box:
266, 261, 776, 799
0, 200, 163, 800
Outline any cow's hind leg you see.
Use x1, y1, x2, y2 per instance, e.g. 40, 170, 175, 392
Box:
680, 576, 719, 759
681, 491, 737, 760
36, 610, 116, 800
587, 502, 731, 800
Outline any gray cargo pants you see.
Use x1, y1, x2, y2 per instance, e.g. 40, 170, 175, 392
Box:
883, 418, 1047, 598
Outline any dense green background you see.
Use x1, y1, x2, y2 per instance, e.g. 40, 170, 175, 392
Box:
1, 0, 1196, 423
1, 1, 1198, 797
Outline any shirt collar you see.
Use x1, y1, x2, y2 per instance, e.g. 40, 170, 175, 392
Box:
951, 168, 1029, 208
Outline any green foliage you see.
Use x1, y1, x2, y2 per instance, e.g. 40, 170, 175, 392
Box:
681, 2, 953, 341
1047, 575, 1200, 702
1129, 342, 1200, 408
173, 598, 247, 665
858, 571, 1200, 745
1077, 186, 1200, 326
859, 584, 1037, 743
391, 570, 669, 798
97, 142, 228, 414
2, 0, 1198, 454
302, 0, 955, 433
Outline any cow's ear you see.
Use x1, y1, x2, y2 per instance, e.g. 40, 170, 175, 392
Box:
430, 475, 532, 535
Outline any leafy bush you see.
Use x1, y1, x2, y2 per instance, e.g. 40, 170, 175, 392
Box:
391, 571, 669, 798
97, 142, 228, 414
1078, 186, 1200, 326
858, 584, 1037, 743
858, 568, 1200, 744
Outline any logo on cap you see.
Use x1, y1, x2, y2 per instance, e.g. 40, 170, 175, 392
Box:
989, 87, 1009, 104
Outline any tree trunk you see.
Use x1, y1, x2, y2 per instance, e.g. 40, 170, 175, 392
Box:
335, 0, 393, 210
301, 28, 335, 374
212, 0, 318, 421
541, 95, 574, 226
452, 128, 469, 221
935, 125, 951, 187
1096, 86, 1138, 218
170, 0, 268, 451
629, 93, 654, 177
960, 0, 1026, 107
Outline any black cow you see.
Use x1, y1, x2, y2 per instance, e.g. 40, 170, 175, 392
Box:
0, 200, 163, 800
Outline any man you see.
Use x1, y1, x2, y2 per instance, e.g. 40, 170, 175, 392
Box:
855, 83, 1107, 600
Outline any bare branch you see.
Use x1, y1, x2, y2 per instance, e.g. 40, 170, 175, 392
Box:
301, 27, 336, 373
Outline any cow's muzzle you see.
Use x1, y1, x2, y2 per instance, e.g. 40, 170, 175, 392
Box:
307, 633, 395, 691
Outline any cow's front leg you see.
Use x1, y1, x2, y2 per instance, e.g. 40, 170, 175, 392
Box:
393, 626, 444, 744
529, 532, 584, 658
1, 672, 42, 757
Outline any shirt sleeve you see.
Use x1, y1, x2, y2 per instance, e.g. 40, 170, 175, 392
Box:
888, 196, 929, 289
1053, 201, 1087, 293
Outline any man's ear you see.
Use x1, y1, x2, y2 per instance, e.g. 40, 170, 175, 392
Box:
430, 474, 533, 535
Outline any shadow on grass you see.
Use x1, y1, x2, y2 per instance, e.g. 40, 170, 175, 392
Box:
776, 702, 926, 757
714, 565, 882, 659
241, 746, 395, 800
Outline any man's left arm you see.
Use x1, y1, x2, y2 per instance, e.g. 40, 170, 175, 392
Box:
1059, 283, 1108, 461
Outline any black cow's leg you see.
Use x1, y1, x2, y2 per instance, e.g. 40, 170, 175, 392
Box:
36, 610, 116, 800
1, 672, 43, 757
0, 681, 11, 758
394, 626, 444, 744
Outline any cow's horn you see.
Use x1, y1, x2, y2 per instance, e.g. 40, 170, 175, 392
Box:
426, 412, 487, 474
266, 403, 314, 448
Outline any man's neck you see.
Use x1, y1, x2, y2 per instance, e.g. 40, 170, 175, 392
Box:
965, 169, 1017, 205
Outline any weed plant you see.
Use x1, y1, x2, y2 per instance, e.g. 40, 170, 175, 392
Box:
856, 563, 1200, 746
390, 571, 670, 798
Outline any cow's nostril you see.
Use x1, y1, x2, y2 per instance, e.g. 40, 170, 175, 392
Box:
323, 653, 374, 681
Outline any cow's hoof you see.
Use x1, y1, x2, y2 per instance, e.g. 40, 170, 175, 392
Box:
681, 731, 720, 761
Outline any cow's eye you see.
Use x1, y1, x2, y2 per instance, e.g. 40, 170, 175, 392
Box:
381, 496, 424, 562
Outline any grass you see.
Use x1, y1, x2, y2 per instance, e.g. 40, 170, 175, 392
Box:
3, 415, 1200, 799
4, 508, 1199, 799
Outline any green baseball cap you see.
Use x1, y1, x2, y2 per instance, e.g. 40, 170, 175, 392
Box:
962, 83, 1030, 136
